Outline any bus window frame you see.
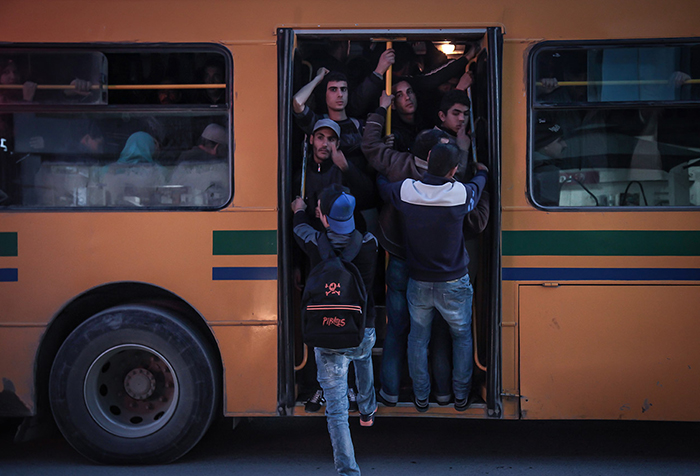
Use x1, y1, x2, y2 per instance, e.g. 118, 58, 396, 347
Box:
0, 42, 234, 212
527, 38, 700, 212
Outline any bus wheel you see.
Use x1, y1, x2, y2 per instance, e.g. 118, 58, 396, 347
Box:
49, 305, 219, 464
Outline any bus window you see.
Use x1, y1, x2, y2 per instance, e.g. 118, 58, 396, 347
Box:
0, 48, 231, 209
0, 51, 107, 105
106, 51, 227, 105
530, 42, 700, 208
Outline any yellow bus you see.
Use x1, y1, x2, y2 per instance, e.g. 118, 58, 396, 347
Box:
1, 0, 699, 465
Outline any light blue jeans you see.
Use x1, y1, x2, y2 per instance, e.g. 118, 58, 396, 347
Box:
315, 328, 376, 476
406, 274, 473, 402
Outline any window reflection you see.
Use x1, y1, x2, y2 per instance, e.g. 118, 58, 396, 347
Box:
0, 48, 231, 209
2, 112, 230, 208
532, 43, 700, 208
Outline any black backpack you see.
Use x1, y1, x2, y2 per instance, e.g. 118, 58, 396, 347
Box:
301, 231, 367, 349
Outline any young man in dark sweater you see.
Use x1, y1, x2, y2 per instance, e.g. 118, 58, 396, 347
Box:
378, 142, 488, 412
363, 92, 490, 408
292, 185, 378, 476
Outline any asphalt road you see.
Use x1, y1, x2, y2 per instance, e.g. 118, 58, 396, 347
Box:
1, 415, 699, 475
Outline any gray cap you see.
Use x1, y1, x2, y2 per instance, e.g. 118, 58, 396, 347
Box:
201, 124, 228, 145
312, 118, 341, 138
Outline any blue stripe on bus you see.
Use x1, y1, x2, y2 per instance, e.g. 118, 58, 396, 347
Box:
502, 268, 700, 281
0, 268, 18, 282
212, 267, 278, 281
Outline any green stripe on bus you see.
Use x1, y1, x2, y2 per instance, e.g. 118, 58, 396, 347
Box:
0, 232, 18, 257
213, 230, 277, 255
502, 231, 700, 256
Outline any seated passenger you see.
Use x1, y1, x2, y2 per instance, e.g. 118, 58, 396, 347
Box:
533, 115, 567, 206
77, 123, 105, 161
178, 124, 228, 162
117, 132, 159, 164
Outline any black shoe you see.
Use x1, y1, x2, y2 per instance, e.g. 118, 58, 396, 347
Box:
413, 397, 429, 413
376, 392, 397, 407
454, 397, 469, 412
305, 389, 324, 413
348, 388, 359, 413
435, 394, 452, 406
360, 406, 377, 427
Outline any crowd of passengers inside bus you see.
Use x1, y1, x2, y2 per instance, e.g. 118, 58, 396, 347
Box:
288, 39, 492, 413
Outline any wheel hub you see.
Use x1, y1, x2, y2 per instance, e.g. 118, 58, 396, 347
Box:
84, 344, 179, 438
123, 368, 156, 400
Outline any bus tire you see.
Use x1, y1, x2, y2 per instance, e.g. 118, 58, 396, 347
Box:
49, 304, 219, 464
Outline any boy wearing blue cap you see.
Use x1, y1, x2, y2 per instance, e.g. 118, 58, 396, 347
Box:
292, 184, 378, 476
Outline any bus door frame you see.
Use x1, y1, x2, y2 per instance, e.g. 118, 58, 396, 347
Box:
484, 27, 503, 417
277, 27, 503, 417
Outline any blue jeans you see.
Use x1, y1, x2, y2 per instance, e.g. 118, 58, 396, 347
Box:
406, 274, 473, 402
379, 255, 410, 403
430, 316, 453, 402
316, 328, 376, 476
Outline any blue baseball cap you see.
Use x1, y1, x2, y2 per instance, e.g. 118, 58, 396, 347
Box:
319, 185, 355, 234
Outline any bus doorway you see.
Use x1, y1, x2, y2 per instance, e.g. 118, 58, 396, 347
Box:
278, 28, 503, 418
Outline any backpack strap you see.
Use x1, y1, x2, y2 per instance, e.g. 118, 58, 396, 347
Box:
317, 230, 363, 262
350, 117, 363, 134
340, 230, 363, 262
317, 233, 335, 260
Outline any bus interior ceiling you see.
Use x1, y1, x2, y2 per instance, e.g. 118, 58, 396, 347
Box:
288, 32, 494, 409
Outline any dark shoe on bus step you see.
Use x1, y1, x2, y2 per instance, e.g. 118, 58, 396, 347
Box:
376, 392, 397, 407
305, 389, 324, 413
360, 406, 378, 427
348, 388, 359, 413
454, 397, 469, 412
435, 393, 452, 406
413, 396, 429, 413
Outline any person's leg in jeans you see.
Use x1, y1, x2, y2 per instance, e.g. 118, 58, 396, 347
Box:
379, 255, 410, 404
434, 274, 474, 402
352, 328, 377, 415
315, 348, 359, 476
429, 316, 453, 404
406, 278, 436, 402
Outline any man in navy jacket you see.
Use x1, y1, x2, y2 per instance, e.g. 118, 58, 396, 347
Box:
378, 142, 487, 412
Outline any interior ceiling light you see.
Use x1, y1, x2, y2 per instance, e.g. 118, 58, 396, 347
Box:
438, 43, 456, 55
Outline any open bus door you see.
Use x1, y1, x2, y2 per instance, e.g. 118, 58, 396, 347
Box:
278, 27, 502, 418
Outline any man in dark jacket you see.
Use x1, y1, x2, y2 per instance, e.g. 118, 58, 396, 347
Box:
362, 92, 489, 407
378, 142, 488, 412
292, 185, 378, 476
295, 118, 375, 231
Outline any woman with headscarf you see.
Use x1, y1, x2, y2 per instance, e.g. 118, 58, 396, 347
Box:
117, 132, 158, 164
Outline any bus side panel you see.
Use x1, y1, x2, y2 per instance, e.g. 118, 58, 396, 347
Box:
0, 327, 43, 416
520, 284, 700, 420
213, 324, 278, 415
500, 280, 520, 419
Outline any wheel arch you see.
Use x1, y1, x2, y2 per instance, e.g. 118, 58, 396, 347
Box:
33, 282, 223, 426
